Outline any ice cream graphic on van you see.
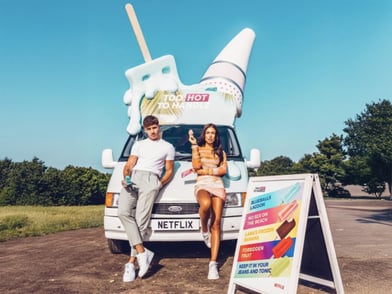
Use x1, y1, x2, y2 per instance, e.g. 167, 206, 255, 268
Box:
102, 3, 261, 253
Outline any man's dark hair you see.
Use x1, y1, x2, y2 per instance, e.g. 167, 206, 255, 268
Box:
143, 115, 159, 128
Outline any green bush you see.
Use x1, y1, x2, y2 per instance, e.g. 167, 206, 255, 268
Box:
0, 215, 30, 231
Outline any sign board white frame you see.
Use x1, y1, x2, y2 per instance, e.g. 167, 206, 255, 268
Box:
227, 173, 344, 294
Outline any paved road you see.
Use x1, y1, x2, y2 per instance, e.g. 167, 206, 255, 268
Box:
320, 199, 392, 294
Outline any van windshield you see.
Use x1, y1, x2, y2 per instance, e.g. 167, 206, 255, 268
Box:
119, 125, 243, 161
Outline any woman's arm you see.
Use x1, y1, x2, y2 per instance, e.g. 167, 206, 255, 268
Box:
195, 151, 227, 176
189, 129, 202, 170
212, 151, 227, 176
191, 145, 202, 170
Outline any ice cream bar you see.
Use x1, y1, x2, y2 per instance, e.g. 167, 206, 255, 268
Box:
272, 237, 293, 258
282, 182, 300, 203
270, 256, 290, 277
278, 200, 299, 221
276, 219, 296, 239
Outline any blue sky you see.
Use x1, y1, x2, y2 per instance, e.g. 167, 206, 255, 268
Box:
1, 0, 391, 172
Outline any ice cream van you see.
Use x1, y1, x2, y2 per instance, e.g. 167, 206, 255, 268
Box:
102, 28, 260, 253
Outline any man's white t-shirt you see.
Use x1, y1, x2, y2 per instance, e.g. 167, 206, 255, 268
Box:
131, 138, 175, 176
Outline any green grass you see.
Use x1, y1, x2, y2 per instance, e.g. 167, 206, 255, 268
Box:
0, 205, 104, 242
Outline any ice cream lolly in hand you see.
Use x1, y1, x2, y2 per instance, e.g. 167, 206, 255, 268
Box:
276, 219, 296, 239
270, 256, 290, 277
282, 182, 300, 203
278, 200, 299, 221
188, 129, 197, 145
272, 237, 293, 258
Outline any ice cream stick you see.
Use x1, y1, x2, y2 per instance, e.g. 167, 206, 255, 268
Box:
125, 3, 152, 62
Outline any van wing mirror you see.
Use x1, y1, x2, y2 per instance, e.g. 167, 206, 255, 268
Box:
246, 148, 261, 169
102, 149, 117, 169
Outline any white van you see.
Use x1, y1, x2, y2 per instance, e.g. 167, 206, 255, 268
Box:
102, 124, 260, 253
102, 28, 260, 253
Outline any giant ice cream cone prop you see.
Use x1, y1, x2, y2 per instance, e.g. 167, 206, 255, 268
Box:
200, 28, 256, 117
122, 3, 256, 135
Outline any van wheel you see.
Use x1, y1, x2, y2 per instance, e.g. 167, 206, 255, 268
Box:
107, 239, 129, 254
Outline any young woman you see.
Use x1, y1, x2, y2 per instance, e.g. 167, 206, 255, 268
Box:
188, 123, 227, 279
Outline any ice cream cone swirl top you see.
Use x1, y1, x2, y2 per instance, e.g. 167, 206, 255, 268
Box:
200, 28, 255, 117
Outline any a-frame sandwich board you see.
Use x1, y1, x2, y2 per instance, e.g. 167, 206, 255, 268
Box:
227, 173, 344, 294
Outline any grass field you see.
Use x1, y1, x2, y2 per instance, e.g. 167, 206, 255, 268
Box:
0, 205, 104, 242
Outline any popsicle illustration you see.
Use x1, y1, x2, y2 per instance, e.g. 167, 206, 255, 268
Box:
270, 256, 290, 277
276, 219, 296, 239
278, 200, 299, 221
281, 182, 301, 203
122, 4, 255, 135
272, 237, 293, 258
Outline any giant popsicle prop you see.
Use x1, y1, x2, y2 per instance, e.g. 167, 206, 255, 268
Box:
125, 3, 151, 62
122, 3, 256, 135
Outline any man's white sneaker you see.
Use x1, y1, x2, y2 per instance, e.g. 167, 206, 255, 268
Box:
202, 231, 211, 248
137, 248, 154, 278
123, 262, 136, 282
208, 261, 219, 280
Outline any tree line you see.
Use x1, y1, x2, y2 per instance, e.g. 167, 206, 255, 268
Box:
251, 99, 392, 198
0, 157, 110, 206
1, 99, 391, 205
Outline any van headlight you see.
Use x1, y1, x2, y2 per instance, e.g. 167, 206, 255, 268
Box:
105, 192, 120, 208
225, 193, 242, 207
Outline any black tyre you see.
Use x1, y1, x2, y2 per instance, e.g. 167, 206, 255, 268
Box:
107, 239, 130, 254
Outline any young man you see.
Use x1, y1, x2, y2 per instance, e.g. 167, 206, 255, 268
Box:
118, 115, 175, 282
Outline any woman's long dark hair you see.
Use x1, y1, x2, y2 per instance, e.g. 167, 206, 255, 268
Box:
198, 123, 224, 164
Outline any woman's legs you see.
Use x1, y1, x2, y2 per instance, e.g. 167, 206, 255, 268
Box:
210, 196, 224, 261
197, 190, 211, 233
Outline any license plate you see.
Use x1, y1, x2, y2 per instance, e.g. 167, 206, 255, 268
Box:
151, 219, 200, 231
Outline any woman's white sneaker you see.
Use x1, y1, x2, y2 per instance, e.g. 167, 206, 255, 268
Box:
202, 231, 211, 248
208, 261, 219, 279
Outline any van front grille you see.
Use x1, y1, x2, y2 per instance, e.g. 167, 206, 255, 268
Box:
152, 203, 200, 215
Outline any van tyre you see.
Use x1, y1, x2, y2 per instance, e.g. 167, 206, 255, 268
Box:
107, 239, 129, 254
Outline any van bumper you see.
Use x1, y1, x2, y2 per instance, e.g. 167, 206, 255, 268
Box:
104, 215, 242, 242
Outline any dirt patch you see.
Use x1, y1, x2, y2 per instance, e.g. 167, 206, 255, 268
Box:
0, 228, 240, 294
1, 200, 392, 293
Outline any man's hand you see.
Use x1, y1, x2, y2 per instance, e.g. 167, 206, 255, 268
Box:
121, 179, 127, 188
